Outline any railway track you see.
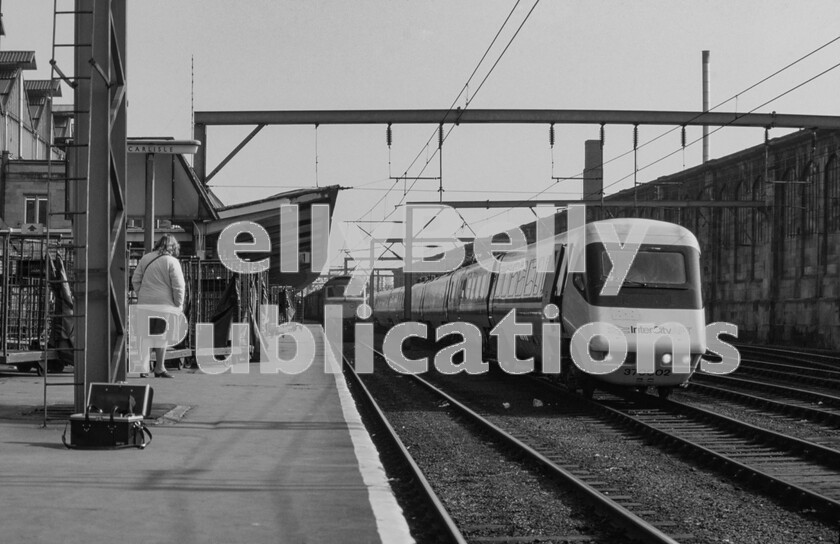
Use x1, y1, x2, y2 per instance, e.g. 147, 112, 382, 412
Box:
723, 361, 840, 395
679, 343, 840, 427
581, 388, 840, 521
342, 354, 468, 544
736, 344, 840, 371
685, 376, 840, 429
347, 355, 690, 543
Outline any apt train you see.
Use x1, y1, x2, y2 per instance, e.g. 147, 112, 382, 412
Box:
310, 218, 708, 398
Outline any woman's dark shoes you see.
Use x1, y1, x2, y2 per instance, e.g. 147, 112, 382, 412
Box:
154, 371, 174, 378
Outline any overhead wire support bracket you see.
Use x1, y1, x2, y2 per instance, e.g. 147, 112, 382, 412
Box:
89, 58, 111, 88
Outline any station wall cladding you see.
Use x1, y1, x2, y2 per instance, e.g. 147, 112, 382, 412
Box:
604, 128, 840, 349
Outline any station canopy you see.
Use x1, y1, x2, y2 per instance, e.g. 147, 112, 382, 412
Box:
200, 185, 341, 290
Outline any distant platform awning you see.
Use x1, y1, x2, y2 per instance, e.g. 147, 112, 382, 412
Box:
199, 185, 342, 289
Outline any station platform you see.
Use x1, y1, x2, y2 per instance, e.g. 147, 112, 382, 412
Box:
0, 324, 413, 544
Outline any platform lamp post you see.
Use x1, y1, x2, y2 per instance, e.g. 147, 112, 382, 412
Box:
127, 139, 201, 251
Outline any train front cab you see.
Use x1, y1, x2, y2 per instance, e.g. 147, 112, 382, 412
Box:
558, 220, 707, 398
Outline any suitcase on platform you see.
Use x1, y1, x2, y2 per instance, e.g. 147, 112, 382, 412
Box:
63, 383, 154, 450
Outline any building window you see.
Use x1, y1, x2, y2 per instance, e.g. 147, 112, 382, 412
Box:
24, 196, 48, 225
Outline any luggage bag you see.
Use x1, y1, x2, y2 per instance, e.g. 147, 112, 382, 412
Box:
63, 383, 154, 450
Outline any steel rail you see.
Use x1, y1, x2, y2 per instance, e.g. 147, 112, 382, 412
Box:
685, 380, 840, 427
584, 392, 840, 520
404, 372, 683, 544
341, 356, 468, 544
525, 376, 840, 520
659, 397, 840, 468
694, 373, 840, 410
735, 345, 840, 371
736, 359, 840, 384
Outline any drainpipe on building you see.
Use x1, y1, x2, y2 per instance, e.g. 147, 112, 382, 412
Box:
0, 151, 8, 217
18, 76, 23, 159
702, 50, 710, 164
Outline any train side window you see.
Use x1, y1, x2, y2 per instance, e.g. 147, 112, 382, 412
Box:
498, 272, 510, 298
533, 270, 544, 297
531, 258, 544, 297
554, 246, 568, 296
524, 260, 536, 296
515, 267, 527, 296
507, 271, 519, 297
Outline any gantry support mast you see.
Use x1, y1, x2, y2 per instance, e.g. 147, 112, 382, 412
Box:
70, 0, 127, 410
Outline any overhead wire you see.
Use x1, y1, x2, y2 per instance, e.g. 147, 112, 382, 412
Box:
349, 0, 525, 224
342, 0, 541, 267
386, 0, 541, 219
470, 32, 840, 226
601, 55, 840, 192
342, 15, 839, 268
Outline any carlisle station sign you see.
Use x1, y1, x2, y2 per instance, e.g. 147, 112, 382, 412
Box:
126, 139, 201, 155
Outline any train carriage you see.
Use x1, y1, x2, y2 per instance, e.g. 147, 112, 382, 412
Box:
372, 217, 707, 398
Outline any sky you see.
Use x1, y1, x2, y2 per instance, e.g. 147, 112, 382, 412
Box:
6, 1, 840, 272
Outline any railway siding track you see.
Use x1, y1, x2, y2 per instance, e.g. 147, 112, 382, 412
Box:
731, 360, 840, 391
686, 376, 840, 428
589, 392, 840, 520
735, 345, 840, 371
693, 372, 840, 409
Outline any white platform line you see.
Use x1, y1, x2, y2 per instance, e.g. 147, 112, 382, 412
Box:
318, 325, 415, 544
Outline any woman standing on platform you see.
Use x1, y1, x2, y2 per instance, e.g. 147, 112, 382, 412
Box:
131, 234, 185, 378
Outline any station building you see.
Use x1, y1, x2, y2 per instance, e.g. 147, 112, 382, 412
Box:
0, 50, 72, 233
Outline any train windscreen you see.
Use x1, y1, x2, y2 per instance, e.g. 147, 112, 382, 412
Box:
600, 250, 686, 286
578, 243, 702, 309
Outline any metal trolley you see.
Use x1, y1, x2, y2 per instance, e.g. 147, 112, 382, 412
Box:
0, 232, 75, 373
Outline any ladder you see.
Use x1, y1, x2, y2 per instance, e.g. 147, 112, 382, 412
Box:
43, 0, 128, 420
42, 0, 91, 425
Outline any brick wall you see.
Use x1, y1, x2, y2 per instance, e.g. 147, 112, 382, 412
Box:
609, 129, 840, 349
